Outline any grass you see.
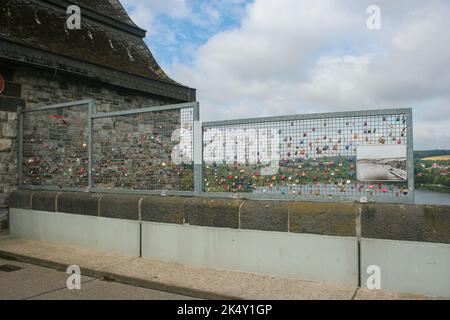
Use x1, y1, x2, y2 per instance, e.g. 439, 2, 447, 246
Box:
416, 184, 450, 193
422, 155, 450, 161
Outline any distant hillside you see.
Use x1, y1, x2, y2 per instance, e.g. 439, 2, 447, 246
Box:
422, 155, 450, 161
414, 150, 450, 159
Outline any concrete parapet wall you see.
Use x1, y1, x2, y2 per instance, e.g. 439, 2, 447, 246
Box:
8, 190, 450, 243
141, 222, 358, 286
361, 238, 450, 297
10, 209, 140, 256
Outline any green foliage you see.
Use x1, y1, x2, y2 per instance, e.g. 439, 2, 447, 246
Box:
414, 156, 450, 193
180, 167, 194, 191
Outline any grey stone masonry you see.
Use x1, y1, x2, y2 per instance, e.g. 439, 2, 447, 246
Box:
15, 67, 179, 112
8, 190, 450, 244
0, 109, 18, 234
0, 64, 185, 234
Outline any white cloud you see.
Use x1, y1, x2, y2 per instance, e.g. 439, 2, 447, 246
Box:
166, 0, 450, 149
122, 0, 190, 33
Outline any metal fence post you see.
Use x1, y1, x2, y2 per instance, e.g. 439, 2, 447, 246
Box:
193, 102, 203, 194
17, 107, 24, 187
87, 100, 95, 191
406, 108, 415, 204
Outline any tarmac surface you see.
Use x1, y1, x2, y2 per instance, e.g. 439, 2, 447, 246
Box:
0, 257, 197, 300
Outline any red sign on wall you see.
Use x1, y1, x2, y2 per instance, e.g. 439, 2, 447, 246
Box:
0, 74, 4, 95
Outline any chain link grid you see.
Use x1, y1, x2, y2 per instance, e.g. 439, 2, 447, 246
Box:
203, 112, 410, 201
21, 105, 89, 188
92, 107, 194, 191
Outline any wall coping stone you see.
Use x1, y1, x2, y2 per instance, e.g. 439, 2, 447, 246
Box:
57, 192, 102, 217
31, 191, 59, 212
7, 190, 450, 244
99, 194, 142, 221
184, 197, 242, 229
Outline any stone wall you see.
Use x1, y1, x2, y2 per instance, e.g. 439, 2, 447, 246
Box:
15, 67, 179, 112
0, 65, 185, 233
0, 109, 17, 234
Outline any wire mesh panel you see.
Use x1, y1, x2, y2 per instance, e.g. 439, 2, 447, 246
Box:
20, 102, 90, 188
92, 106, 195, 191
203, 109, 413, 203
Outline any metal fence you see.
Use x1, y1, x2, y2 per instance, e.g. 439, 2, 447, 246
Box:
91, 105, 197, 193
18, 100, 200, 195
202, 108, 414, 203
18, 100, 414, 203
19, 100, 92, 190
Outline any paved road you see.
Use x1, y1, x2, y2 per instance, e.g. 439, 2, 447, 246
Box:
0, 258, 197, 300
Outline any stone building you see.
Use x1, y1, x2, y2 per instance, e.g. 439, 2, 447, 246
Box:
0, 0, 196, 233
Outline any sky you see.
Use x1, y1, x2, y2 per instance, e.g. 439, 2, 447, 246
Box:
357, 145, 406, 160
121, 0, 450, 150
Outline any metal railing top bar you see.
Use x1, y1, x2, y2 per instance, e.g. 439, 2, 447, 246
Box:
14, 186, 412, 204
84, 188, 200, 197
19, 100, 198, 117
19, 185, 89, 193
199, 192, 411, 203
92, 102, 199, 119
203, 107, 412, 127
19, 99, 94, 113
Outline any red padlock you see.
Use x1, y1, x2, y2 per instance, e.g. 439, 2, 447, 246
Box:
0, 74, 5, 95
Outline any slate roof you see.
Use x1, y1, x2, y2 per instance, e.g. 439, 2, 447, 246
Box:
68, 0, 138, 27
0, 0, 195, 101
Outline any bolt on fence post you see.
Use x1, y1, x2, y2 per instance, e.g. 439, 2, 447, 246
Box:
193, 102, 203, 194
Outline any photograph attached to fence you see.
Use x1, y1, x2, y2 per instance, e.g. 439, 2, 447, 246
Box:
356, 145, 407, 181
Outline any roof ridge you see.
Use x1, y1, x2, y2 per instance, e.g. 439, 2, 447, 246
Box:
45, 0, 146, 36
106, 0, 138, 28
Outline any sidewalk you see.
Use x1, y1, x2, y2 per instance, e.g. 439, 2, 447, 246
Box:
0, 235, 435, 300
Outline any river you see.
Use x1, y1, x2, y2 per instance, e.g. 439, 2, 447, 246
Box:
415, 190, 450, 205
